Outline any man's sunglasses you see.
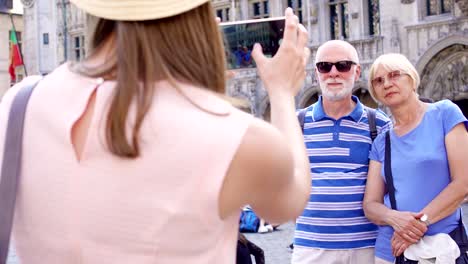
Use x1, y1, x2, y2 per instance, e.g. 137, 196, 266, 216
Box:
316, 61, 357, 73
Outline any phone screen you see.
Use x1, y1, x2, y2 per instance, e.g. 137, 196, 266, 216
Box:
220, 17, 285, 70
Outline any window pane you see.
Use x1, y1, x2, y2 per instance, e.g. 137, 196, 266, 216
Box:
330, 4, 339, 39
216, 9, 223, 20
341, 3, 349, 39
369, 0, 380, 35
427, 0, 437, 15
43, 33, 49, 45
442, 0, 451, 13
298, 0, 302, 7
264, 1, 269, 14
75, 36, 80, 48
226, 8, 230, 21
253, 2, 260, 16
288, 0, 293, 7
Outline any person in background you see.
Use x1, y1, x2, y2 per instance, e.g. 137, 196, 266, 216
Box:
0, 2, 311, 263
363, 53, 468, 264
237, 233, 265, 264
292, 40, 391, 264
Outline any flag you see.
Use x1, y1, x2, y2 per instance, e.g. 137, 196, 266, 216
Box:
9, 29, 23, 82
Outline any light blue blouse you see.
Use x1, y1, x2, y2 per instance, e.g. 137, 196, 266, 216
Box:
369, 100, 468, 262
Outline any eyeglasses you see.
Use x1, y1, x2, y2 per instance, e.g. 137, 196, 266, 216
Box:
315, 60, 357, 73
371, 70, 407, 88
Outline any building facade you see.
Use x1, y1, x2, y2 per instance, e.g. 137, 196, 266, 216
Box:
0, 0, 23, 95
17, 0, 468, 119
214, 0, 468, 120
20, 0, 88, 77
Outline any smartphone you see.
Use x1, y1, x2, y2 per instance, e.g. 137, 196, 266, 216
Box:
220, 17, 285, 70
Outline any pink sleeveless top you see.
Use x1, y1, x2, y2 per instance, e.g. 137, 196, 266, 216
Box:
0, 64, 253, 263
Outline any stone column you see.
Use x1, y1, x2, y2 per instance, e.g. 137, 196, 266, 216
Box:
270, 0, 283, 17
240, 0, 248, 20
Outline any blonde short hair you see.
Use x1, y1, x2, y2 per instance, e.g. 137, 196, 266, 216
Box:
368, 53, 420, 102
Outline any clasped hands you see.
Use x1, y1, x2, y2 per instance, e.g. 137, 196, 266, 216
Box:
390, 211, 428, 257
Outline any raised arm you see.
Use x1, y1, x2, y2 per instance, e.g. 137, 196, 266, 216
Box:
218, 8, 311, 223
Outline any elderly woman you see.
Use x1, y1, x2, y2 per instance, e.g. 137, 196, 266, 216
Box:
363, 53, 468, 264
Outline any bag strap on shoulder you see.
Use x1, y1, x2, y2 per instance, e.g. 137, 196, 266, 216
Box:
0, 79, 41, 264
298, 105, 315, 133
297, 108, 307, 133
384, 131, 398, 210
366, 107, 378, 142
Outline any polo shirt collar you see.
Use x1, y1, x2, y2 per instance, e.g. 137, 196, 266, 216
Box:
312, 95, 363, 122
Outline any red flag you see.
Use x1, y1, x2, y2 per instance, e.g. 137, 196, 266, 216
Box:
9, 29, 23, 82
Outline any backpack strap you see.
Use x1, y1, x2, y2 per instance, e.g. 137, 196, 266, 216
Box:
384, 131, 397, 210
366, 107, 378, 142
297, 108, 308, 133
0, 79, 41, 264
298, 105, 315, 133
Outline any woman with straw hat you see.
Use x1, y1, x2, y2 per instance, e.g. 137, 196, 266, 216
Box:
0, 1, 311, 263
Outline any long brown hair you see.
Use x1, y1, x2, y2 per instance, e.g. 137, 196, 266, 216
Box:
74, 2, 226, 158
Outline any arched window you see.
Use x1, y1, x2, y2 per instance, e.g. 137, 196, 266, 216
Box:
329, 0, 349, 39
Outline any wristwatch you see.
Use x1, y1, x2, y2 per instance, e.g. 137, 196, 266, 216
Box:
419, 214, 431, 226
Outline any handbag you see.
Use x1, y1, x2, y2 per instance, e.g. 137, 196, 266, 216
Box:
384, 131, 468, 264
0, 79, 41, 264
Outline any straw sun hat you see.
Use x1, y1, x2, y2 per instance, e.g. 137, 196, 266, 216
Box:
69, 0, 210, 21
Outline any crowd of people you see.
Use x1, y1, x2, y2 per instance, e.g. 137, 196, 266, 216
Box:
1, 0, 468, 264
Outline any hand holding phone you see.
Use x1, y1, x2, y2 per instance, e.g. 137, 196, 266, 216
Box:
220, 17, 285, 70
252, 8, 310, 97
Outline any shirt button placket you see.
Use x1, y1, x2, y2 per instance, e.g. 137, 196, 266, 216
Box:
334, 120, 339, 141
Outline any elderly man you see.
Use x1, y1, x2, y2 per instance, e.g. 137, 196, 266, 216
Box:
292, 40, 391, 264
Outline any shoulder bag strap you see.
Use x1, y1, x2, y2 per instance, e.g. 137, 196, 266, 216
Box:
366, 107, 378, 142
297, 108, 307, 133
0, 79, 41, 264
384, 131, 398, 210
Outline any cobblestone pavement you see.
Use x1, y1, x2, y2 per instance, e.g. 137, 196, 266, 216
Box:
7, 204, 468, 264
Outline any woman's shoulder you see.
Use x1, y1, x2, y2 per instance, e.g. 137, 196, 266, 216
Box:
1, 75, 43, 108
370, 128, 387, 159
169, 82, 236, 116
427, 99, 463, 119
374, 130, 387, 147
432, 99, 457, 110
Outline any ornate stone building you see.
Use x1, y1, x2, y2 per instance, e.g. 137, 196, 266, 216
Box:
214, 0, 468, 119
20, 0, 88, 77
18, 0, 468, 118
0, 0, 23, 95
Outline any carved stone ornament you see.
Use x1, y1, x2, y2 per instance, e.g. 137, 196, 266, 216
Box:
455, 0, 468, 17
21, 0, 35, 8
401, 0, 415, 4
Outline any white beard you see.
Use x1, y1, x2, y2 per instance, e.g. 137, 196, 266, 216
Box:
320, 78, 355, 101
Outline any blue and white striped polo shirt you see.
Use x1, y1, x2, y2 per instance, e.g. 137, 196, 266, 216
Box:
294, 96, 391, 250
